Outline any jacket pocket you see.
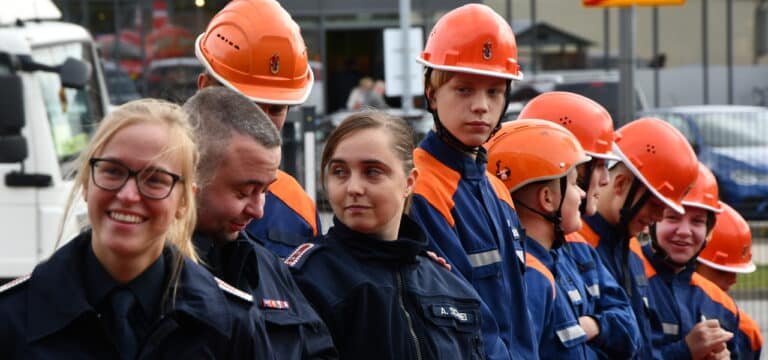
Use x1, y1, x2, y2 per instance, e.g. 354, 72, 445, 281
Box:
418, 296, 485, 359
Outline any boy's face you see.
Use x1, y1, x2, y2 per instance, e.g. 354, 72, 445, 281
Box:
428, 72, 507, 147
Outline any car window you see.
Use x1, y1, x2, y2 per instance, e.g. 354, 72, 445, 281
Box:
692, 112, 768, 147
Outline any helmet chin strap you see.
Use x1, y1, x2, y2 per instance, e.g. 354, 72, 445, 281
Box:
513, 177, 568, 250
423, 68, 510, 159
577, 160, 596, 214
616, 177, 652, 296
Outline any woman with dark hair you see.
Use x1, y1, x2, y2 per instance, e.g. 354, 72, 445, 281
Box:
286, 110, 485, 359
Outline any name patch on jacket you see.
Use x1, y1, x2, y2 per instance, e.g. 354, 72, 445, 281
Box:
261, 299, 291, 310
431, 305, 474, 324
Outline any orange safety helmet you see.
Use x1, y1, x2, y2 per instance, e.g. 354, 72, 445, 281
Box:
518, 92, 620, 161
682, 163, 723, 213
416, 3, 523, 80
195, 0, 313, 105
697, 202, 756, 273
613, 118, 698, 214
486, 119, 591, 192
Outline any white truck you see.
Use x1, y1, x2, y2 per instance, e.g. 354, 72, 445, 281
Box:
0, 0, 110, 281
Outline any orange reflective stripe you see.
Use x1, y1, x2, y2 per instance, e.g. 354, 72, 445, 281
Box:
565, 232, 589, 244
738, 310, 764, 352
690, 273, 739, 317
413, 148, 461, 227
578, 221, 600, 249
487, 171, 515, 209
632, 238, 656, 278
525, 253, 556, 299
268, 170, 318, 236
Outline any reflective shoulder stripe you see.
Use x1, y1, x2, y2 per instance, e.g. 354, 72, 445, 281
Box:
690, 273, 739, 317
468, 249, 502, 268
268, 170, 319, 236
556, 324, 587, 343
0, 274, 31, 294
525, 253, 555, 298
413, 148, 460, 227
214, 277, 253, 303
738, 311, 764, 351
567, 289, 583, 304
586, 284, 600, 297
486, 171, 515, 209
632, 237, 656, 278
515, 249, 525, 264
662, 322, 679, 336
578, 221, 600, 248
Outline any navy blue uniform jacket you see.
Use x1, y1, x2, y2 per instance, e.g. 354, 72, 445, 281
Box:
0, 231, 272, 359
287, 216, 486, 360
194, 230, 337, 360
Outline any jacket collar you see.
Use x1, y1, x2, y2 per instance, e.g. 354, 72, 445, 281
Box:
641, 243, 695, 282
327, 215, 427, 264
27, 231, 235, 342
583, 212, 623, 246
192, 231, 260, 292
420, 131, 488, 180
524, 236, 556, 271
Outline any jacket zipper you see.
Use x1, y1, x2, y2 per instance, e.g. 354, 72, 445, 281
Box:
396, 271, 422, 360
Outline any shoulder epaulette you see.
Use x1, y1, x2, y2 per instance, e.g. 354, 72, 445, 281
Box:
214, 277, 253, 303
283, 243, 322, 268
0, 274, 31, 294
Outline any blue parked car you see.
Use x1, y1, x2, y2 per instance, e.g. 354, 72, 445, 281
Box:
640, 105, 768, 219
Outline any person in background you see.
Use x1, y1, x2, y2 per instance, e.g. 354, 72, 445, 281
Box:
643, 163, 736, 359
345, 77, 374, 110
184, 87, 337, 360
516, 92, 640, 359
696, 202, 763, 359
0, 99, 272, 358
578, 117, 699, 359
286, 110, 486, 359
195, 0, 321, 258
409, 4, 535, 359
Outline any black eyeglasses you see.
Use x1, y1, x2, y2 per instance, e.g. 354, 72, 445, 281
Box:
89, 158, 184, 200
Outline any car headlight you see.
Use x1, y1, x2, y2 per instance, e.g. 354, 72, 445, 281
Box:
730, 169, 768, 186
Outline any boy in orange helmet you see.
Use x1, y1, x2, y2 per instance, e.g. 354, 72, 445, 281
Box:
696, 203, 763, 359
579, 117, 699, 359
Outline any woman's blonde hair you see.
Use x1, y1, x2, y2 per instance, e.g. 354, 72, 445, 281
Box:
58, 98, 199, 261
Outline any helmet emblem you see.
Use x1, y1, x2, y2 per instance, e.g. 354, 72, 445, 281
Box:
482, 41, 493, 60
742, 245, 749, 259
495, 160, 510, 180
270, 54, 280, 74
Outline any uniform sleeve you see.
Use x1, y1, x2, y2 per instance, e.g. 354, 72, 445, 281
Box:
228, 305, 276, 360
737, 310, 763, 360
279, 265, 338, 359
523, 268, 554, 346
409, 195, 512, 360
586, 246, 642, 359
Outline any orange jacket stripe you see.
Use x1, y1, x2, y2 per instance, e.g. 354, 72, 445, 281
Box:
565, 232, 589, 244
413, 148, 460, 227
487, 171, 515, 209
525, 253, 556, 299
738, 310, 764, 352
268, 170, 318, 236
579, 221, 601, 249
690, 273, 739, 317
